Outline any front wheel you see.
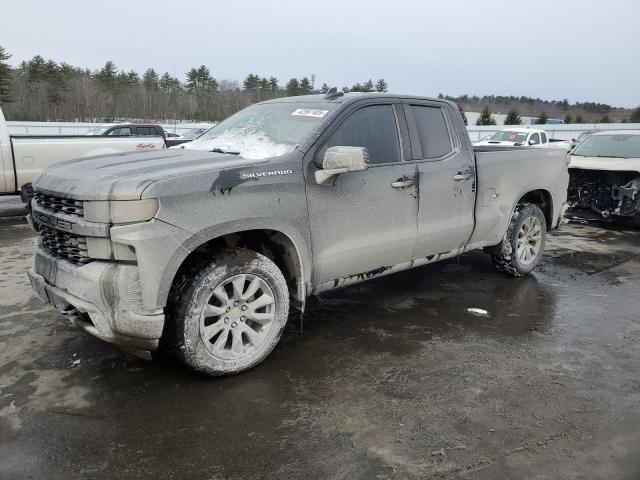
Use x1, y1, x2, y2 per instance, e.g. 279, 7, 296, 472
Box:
166, 248, 289, 376
492, 203, 547, 277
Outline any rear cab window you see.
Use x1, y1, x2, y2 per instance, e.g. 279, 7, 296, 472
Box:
404, 103, 456, 160
409, 105, 454, 159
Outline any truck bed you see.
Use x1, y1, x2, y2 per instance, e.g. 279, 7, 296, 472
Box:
469, 147, 569, 248
5, 135, 165, 193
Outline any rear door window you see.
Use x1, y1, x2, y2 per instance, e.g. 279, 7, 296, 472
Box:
410, 106, 453, 159
325, 105, 401, 165
541, 132, 548, 143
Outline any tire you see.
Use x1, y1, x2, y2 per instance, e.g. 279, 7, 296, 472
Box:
491, 203, 547, 277
166, 248, 289, 376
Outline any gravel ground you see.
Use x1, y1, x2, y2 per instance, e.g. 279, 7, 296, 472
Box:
1, 219, 640, 479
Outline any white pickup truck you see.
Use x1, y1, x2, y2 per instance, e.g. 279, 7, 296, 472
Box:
0, 106, 165, 196
474, 128, 572, 150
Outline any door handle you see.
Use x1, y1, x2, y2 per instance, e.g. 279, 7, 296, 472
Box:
391, 178, 415, 189
453, 172, 473, 181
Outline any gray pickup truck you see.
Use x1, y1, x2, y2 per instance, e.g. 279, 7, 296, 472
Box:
27, 92, 569, 376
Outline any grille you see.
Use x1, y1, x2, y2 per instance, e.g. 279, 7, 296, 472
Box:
40, 225, 91, 264
35, 192, 84, 217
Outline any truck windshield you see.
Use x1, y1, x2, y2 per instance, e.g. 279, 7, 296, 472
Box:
183, 102, 338, 159
490, 131, 529, 143
86, 126, 111, 136
572, 134, 640, 158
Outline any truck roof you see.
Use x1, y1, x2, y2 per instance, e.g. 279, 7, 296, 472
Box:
260, 92, 449, 106
591, 130, 640, 136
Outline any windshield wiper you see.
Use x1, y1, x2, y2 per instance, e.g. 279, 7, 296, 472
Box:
211, 148, 240, 155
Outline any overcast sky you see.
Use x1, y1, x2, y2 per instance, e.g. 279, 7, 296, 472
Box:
2, 0, 639, 107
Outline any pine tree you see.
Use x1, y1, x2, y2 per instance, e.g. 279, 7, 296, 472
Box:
535, 111, 548, 124
599, 114, 610, 123
575, 114, 584, 123
563, 113, 573, 124
285, 78, 299, 96
0, 46, 12, 104
143, 68, 159, 90
299, 77, 312, 94
187, 66, 215, 93
476, 106, 496, 126
504, 109, 522, 125
44, 60, 65, 112
127, 70, 140, 87
95, 61, 118, 89
363, 79, 374, 92
630, 106, 640, 123
375, 78, 388, 92
159, 73, 180, 93
268, 76, 279, 92
26, 55, 47, 83
320, 83, 330, 94
243, 73, 260, 91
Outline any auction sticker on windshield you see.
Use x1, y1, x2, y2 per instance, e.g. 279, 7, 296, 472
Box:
291, 109, 329, 118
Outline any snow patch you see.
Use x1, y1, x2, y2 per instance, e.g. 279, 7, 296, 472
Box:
184, 129, 295, 160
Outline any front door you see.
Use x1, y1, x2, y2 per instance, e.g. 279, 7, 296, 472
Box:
306, 103, 418, 287
404, 103, 476, 257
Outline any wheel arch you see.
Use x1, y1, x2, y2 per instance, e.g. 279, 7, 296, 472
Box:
157, 219, 312, 309
516, 188, 554, 230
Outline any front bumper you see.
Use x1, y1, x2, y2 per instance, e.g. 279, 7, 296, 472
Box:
28, 241, 165, 356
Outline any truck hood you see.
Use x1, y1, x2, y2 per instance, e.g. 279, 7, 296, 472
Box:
568, 155, 640, 173
474, 140, 519, 147
34, 149, 267, 200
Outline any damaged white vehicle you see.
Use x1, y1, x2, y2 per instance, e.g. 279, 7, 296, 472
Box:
568, 131, 640, 225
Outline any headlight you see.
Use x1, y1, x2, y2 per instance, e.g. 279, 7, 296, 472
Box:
84, 199, 159, 224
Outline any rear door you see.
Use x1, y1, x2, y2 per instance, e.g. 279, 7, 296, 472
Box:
306, 101, 419, 287
404, 102, 476, 257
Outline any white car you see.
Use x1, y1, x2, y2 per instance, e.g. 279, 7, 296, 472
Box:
474, 128, 571, 150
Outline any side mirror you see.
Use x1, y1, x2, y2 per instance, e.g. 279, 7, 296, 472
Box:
528, 139, 537, 145
315, 146, 369, 185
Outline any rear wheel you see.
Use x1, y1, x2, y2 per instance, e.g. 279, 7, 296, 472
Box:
492, 203, 546, 277
167, 248, 289, 376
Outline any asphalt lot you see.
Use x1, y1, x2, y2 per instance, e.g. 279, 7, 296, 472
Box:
1, 218, 640, 479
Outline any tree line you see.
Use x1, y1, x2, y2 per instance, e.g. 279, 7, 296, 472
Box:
0, 46, 388, 123
1, 46, 638, 125
471, 104, 640, 126
445, 94, 640, 125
